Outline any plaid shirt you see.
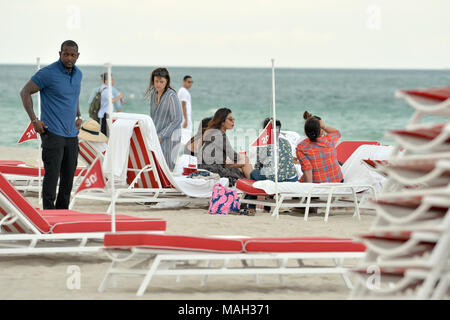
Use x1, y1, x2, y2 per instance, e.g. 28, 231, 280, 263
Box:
296, 130, 343, 183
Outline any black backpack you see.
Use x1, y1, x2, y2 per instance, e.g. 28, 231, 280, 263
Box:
89, 87, 106, 122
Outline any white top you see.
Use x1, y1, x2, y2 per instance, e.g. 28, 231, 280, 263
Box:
177, 87, 192, 131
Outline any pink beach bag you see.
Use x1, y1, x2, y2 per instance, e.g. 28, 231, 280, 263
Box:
208, 182, 240, 215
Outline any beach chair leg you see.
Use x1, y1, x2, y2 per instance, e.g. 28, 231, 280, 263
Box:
98, 260, 119, 293
136, 256, 162, 296
324, 193, 333, 222
252, 259, 260, 285
351, 188, 361, 221
334, 258, 353, 289
304, 196, 312, 221
201, 260, 212, 286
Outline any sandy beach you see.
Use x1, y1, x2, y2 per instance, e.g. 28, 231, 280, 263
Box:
0, 145, 375, 300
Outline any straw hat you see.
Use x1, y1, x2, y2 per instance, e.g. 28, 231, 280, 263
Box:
78, 120, 108, 142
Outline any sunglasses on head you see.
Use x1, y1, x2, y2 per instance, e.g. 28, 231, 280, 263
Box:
154, 70, 168, 77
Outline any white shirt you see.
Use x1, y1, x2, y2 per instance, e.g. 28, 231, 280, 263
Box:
177, 87, 192, 131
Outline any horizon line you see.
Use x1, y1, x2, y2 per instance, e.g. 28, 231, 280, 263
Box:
0, 62, 449, 72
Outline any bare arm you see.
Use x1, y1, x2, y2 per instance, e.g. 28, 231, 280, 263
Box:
303, 169, 313, 182
20, 80, 48, 134
181, 101, 188, 128
76, 101, 82, 130
320, 119, 337, 134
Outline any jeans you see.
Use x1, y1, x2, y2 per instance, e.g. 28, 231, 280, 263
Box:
41, 131, 79, 209
246, 169, 299, 211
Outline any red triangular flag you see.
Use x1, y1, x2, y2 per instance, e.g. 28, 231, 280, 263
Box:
76, 158, 106, 194
251, 120, 274, 147
17, 122, 38, 144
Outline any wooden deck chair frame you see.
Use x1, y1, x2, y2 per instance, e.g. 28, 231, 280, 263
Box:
98, 234, 366, 296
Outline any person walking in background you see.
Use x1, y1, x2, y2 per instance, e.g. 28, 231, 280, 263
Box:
19, 40, 82, 209
146, 67, 183, 171
178, 75, 193, 145
97, 73, 124, 136
88, 73, 125, 114
88, 73, 124, 136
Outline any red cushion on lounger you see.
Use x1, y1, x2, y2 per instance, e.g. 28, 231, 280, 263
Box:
0, 173, 51, 233
243, 237, 366, 253
403, 86, 450, 102
104, 234, 366, 253
104, 233, 244, 252
390, 124, 450, 143
0, 165, 85, 176
0, 160, 26, 166
236, 179, 271, 196
336, 141, 380, 164
42, 212, 166, 233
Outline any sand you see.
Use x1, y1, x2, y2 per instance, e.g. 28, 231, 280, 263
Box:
0, 146, 376, 300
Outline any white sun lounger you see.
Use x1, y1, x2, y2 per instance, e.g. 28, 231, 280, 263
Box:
70, 113, 228, 211
98, 233, 366, 296
0, 172, 166, 255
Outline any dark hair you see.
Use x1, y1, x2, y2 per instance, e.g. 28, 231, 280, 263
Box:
60, 40, 78, 52
188, 116, 212, 152
145, 67, 174, 98
101, 72, 112, 83
262, 117, 281, 129
207, 108, 232, 130
183, 75, 192, 81
303, 111, 321, 142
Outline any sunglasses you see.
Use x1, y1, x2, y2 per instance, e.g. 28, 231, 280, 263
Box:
154, 70, 168, 77
226, 117, 235, 122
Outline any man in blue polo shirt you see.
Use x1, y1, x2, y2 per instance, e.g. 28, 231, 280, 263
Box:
20, 40, 83, 209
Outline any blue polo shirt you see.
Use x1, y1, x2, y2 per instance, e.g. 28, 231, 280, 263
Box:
31, 59, 82, 137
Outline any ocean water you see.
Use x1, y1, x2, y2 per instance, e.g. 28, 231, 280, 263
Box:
1, 64, 448, 152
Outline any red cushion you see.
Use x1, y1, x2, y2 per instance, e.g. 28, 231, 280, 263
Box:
390, 124, 449, 143
0, 160, 25, 166
243, 237, 366, 253
104, 233, 244, 252
104, 234, 366, 253
336, 141, 380, 164
0, 165, 85, 176
236, 179, 271, 196
0, 173, 51, 233
403, 86, 450, 102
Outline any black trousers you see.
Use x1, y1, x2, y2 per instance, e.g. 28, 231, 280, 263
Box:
100, 114, 108, 137
41, 131, 79, 209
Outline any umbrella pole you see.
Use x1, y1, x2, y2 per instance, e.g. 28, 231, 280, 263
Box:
105, 63, 116, 232
36, 57, 42, 206
270, 58, 280, 219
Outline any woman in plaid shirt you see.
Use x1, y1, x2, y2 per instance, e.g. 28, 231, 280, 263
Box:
296, 112, 343, 183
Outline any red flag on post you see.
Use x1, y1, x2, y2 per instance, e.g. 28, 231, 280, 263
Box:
250, 120, 274, 147
76, 158, 106, 194
17, 122, 38, 144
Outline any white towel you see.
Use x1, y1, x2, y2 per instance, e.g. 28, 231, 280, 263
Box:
341, 144, 394, 193
103, 118, 137, 183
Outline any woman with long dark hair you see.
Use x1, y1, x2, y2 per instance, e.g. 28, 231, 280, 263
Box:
296, 111, 343, 183
198, 108, 252, 186
146, 67, 183, 171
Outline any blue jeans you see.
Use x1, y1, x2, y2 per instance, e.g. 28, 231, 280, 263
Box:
246, 169, 299, 211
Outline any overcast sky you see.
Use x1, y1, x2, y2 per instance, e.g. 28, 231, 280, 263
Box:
1, 0, 449, 69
